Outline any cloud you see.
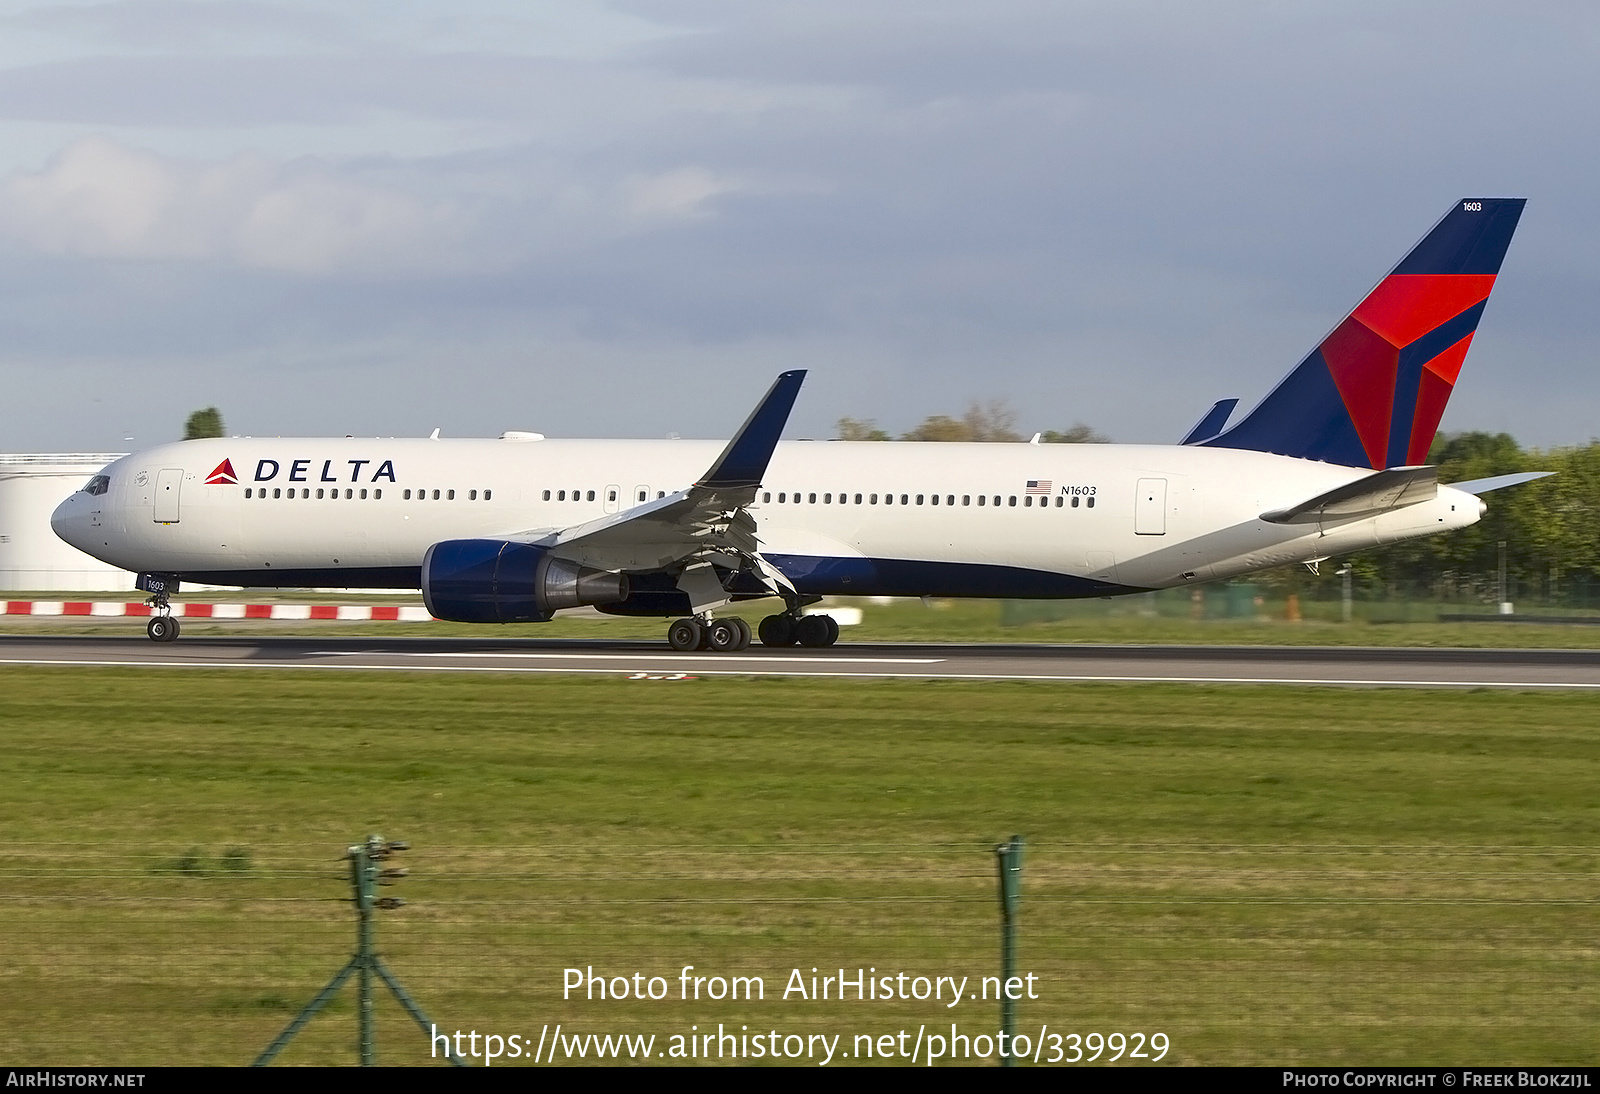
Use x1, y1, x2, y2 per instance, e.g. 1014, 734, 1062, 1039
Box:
0, 135, 473, 274
624, 166, 739, 221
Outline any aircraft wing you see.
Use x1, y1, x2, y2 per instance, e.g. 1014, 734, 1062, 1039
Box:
530, 371, 807, 607
1261, 465, 1438, 525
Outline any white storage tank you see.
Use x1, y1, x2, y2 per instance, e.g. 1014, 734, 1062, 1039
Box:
0, 453, 133, 592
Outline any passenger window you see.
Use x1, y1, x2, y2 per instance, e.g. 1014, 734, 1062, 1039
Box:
484, 490, 491, 501
854, 493, 862, 504
947, 495, 954, 506
316, 488, 324, 499
542, 490, 550, 501
361, 489, 368, 499
470, 490, 477, 500
977, 495, 985, 506
1072, 496, 1079, 508
586, 490, 594, 501
916, 494, 924, 505
808, 493, 816, 503
962, 495, 970, 506
870, 494, 878, 504
1008, 496, 1017, 506
777, 492, 785, 503
449, 490, 456, 500
608, 489, 617, 502
993, 496, 1001, 506
375, 489, 382, 499
824, 493, 832, 504
245, 488, 252, 498
1087, 496, 1095, 508
406, 489, 413, 500
273, 488, 281, 498
1054, 496, 1062, 507
558, 490, 565, 500
1025, 496, 1032, 507
432, 490, 440, 500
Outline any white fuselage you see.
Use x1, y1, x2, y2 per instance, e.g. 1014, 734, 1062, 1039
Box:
51, 436, 1481, 600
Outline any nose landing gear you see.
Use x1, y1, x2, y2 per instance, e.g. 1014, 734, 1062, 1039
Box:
143, 582, 179, 642
138, 573, 181, 642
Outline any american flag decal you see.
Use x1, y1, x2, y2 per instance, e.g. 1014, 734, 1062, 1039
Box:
1026, 480, 1053, 495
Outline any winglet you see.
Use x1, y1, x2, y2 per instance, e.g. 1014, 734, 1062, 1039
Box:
1179, 398, 1238, 445
695, 370, 807, 489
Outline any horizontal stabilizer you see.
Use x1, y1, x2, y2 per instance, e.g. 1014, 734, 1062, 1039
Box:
1179, 398, 1238, 445
1446, 471, 1554, 494
1262, 465, 1437, 525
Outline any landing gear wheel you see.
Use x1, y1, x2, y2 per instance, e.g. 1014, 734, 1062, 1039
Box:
758, 614, 797, 647
667, 618, 703, 651
707, 618, 741, 652
797, 614, 838, 648
729, 617, 753, 651
147, 616, 179, 643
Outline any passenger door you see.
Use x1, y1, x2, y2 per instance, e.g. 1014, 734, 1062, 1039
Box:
1134, 478, 1167, 535
153, 468, 183, 524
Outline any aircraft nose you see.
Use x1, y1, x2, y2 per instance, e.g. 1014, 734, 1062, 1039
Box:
51, 493, 93, 551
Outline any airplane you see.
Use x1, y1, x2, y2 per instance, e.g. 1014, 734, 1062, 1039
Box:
52, 198, 1548, 650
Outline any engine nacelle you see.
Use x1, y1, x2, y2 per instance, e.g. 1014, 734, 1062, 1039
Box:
421, 539, 629, 623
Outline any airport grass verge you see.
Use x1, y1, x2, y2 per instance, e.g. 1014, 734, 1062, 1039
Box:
1, 668, 1595, 1065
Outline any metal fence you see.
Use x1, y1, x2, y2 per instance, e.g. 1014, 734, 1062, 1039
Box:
2, 841, 1593, 1066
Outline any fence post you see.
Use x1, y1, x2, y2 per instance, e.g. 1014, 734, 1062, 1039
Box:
995, 835, 1024, 1067
253, 835, 464, 1067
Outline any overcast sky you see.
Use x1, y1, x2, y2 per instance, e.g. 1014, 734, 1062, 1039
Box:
0, 0, 1594, 452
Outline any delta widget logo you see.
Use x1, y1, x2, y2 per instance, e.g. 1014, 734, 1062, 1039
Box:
204, 459, 239, 485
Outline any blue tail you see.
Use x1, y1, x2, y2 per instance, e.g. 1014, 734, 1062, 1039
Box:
1202, 199, 1525, 468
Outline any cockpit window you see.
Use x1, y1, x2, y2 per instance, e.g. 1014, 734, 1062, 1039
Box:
83, 475, 110, 496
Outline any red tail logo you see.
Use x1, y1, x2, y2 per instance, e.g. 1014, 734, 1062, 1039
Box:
204, 459, 238, 485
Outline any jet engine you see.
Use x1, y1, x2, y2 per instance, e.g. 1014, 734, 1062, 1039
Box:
421, 539, 629, 623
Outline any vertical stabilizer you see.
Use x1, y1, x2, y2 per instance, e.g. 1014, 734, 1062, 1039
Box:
1203, 199, 1525, 468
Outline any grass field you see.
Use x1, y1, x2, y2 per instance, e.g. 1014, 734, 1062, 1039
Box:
1, 667, 1595, 1066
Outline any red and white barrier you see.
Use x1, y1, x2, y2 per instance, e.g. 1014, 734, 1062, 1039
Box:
4, 601, 435, 621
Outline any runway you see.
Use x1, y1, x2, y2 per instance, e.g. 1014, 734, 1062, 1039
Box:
4, 634, 1600, 688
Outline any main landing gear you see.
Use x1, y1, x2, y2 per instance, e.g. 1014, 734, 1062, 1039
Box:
667, 615, 753, 652
663, 612, 838, 651
756, 612, 838, 648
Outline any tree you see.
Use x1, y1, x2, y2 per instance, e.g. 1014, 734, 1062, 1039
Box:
835, 417, 891, 441
961, 400, 1022, 443
900, 400, 1024, 442
1040, 424, 1110, 444
901, 414, 973, 441
183, 407, 224, 440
